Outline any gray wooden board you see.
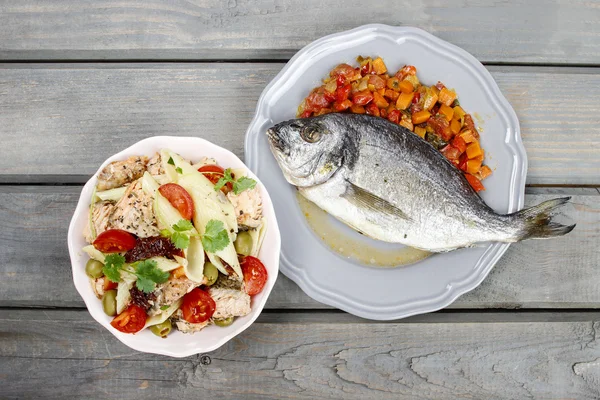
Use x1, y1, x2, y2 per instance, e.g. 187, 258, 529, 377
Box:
1, 64, 599, 184
1, 309, 599, 399
0, 1, 599, 64
0, 185, 597, 309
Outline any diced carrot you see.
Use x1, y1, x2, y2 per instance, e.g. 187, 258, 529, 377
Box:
171, 266, 186, 279
439, 104, 454, 121
466, 159, 482, 174
398, 80, 414, 94
412, 110, 431, 125
378, 88, 386, 96
414, 126, 426, 138
373, 92, 389, 108
372, 57, 388, 74
479, 165, 492, 179
350, 104, 366, 114
460, 129, 476, 143
333, 99, 353, 111
465, 174, 485, 192
451, 136, 467, 153
438, 88, 457, 106
450, 118, 461, 134
384, 89, 400, 101
471, 154, 484, 163
466, 141, 483, 159
396, 91, 415, 110
430, 85, 440, 96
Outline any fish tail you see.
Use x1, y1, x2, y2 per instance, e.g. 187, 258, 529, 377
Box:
510, 197, 575, 240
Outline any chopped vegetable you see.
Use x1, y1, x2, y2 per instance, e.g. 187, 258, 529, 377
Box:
438, 88, 457, 106
396, 91, 414, 110
412, 110, 431, 125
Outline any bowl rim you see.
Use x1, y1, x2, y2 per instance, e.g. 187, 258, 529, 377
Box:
244, 24, 527, 320
67, 136, 281, 357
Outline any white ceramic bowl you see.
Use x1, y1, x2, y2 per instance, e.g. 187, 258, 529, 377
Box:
245, 25, 526, 320
68, 136, 281, 357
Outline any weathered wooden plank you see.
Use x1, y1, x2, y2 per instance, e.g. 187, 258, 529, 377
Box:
1, 309, 599, 399
0, 186, 597, 309
1, 64, 599, 184
0, 1, 599, 64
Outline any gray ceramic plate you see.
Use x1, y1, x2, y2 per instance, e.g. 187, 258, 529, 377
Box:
245, 24, 526, 320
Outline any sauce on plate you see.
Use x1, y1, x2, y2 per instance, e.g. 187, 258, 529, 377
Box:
296, 192, 431, 268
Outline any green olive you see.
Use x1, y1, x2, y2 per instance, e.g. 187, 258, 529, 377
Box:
85, 259, 105, 279
102, 289, 117, 316
213, 316, 234, 327
203, 262, 219, 286
234, 231, 253, 256
149, 320, 172, 338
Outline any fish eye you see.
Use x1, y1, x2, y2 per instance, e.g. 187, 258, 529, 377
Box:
301, 126, 321, 143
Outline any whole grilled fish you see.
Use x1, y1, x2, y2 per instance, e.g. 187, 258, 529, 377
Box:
267, 113, 575, 252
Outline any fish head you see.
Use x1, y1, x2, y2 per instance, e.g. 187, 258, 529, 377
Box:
267, 116, 346, 187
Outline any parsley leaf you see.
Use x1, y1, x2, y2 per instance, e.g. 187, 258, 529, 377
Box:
134, 259, 169, 293
233, 176, 257, 195
213, 168, 257, 195
202, 219, 230, 253
160, 229, 171, 237
214, 168, 234, 192
102, 254, 125, 282
173, 219, 193, 232
167, 156, 175, 166
171, 232, 190, 249
160, 305, 170, 311
176, 167, 183, 174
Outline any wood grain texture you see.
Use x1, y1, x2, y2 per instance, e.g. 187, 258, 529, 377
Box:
0, 0, 599, 64
0, 64, 600, 184
0, 186, 597, 309
1, 309, 599, 399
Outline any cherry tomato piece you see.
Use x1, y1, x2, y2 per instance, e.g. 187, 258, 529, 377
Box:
387, 109, 401, 124
352, 90, 374, 106
93, 229, 136, 253
241, 256, 268, 296
181, 288, 216, 323
198, 165, 234, 194
158, 183, 194, 220
335, 84, 352, 103
103, 279, 118, 291
111, 304, 147, 334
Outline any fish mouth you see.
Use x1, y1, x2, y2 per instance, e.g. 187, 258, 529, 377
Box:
266, 128, 288, 154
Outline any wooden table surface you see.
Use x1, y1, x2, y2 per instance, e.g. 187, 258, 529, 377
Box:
1, 2, 599, 399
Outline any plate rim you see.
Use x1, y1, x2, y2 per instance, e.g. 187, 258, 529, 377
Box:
67, 136, 281, 357
244, 24, 527, 320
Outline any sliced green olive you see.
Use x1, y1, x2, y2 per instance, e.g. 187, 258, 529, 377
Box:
85, 259, 104, 279
149, 320, 172, 338
101, 289, 117, 316
234, 231, 253, 256
203, 262, 219, 286
213, 316, 234, 327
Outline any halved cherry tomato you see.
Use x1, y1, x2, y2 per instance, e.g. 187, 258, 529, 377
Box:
335, 84, 352, 103
198, 165, 233, 194
352, 90, 374, 106
241, 256, 268, 296
387, 109, 401, 124
158, 183, 194, 220
111, 304, 147, 334
181, 288, 216, 323
465, 174, 485, 192
103, 278, 118, 291
93, 229, 136, 253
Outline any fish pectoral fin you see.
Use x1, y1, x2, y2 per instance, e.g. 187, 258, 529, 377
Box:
341, 181, 410, 221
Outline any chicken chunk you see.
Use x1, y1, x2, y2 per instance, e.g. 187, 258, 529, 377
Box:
109, 180, 160, 238
209, 287, 251, 319
154, 277, 198, 308
83, 201, 115, 243
91, 277, 106, 299
96, 156, 148, 191
173, 309, 209, 334
227, 186, 263, 228
146, 152, 164, 176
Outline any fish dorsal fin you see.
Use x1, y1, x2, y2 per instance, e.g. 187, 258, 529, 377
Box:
341, 181, 410, 221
